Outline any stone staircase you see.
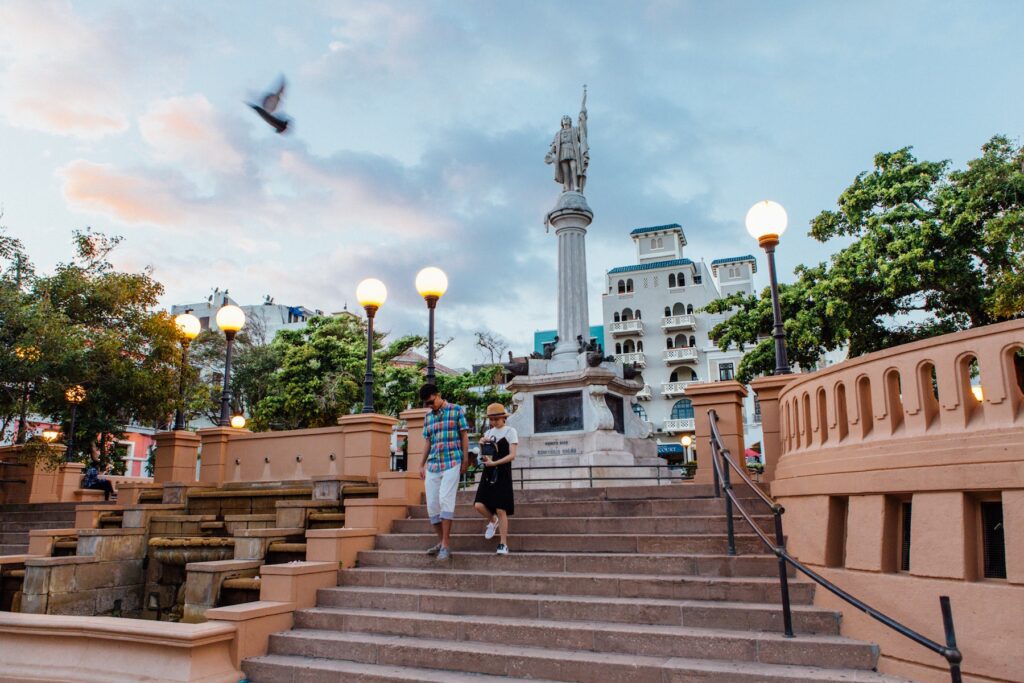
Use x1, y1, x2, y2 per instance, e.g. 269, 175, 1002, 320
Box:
0, 503, 79, 555
242, 485, 908, 682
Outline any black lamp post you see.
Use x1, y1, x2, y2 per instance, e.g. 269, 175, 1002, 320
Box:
356, 278, 388, 413
173, 310, 201, 430
64, 385, 86, 461
746, 200, 792, 375
415, 267, 449, 385
215, 303, 246, 426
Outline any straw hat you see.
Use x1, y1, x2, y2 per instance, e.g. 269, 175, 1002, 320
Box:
485, 403, 508, 418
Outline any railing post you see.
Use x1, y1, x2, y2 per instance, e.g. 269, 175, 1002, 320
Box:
719, 447, 737, 557
774, 511, 795, 637
940, 596, 963, 683
711, 439, 721, 498
588, 465, 594, 488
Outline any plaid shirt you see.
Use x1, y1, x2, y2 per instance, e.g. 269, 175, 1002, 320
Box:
423, 402, 469, 473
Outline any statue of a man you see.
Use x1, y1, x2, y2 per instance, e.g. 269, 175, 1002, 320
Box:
545, 86, 589, 193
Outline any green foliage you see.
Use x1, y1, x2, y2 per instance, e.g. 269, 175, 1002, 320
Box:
435, 365, 512, 435
1, 226, 180, 467
707, 136, 1024, 382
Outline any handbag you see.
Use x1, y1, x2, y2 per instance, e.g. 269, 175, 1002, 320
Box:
480, 441, 500, 484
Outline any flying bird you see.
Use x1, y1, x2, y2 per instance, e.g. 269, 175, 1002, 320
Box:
248, 77, 290, 134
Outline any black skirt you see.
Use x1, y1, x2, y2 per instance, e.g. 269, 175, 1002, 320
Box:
474, 438, 515, 515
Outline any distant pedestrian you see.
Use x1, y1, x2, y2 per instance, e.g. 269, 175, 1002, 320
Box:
474, 403, 517, 555
82, 443, 114, 501
419, 384, 469, 561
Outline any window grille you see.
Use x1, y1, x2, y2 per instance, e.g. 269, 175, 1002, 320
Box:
981, 501, 1007, 579
900, 502, 912, 572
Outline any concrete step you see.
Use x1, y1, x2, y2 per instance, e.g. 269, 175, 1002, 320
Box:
374, 532, 769, 555
0, 543, 27, 555
242, 654, 559, 682
316, 586, 841, 634
0, 519, 78, 532
340, 567, 815, 604
391, 514, 773, 535
406, 496, 761, 519
356, 549, 794, 578
0, 532, 29, 545
294, 607, 877, 669
454, 484, 719, 503
262, 630, 905, 682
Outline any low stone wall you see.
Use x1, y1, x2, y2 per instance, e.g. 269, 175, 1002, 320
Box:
759, 320, 1024, 683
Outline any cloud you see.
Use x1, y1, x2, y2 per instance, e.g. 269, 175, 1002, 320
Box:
58, 161, 187, 224
139, 95, 247, 175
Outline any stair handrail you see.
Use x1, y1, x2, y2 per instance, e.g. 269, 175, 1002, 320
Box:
707, 409, 964, 683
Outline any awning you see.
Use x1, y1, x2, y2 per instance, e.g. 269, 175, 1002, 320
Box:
658, 444, 684, 456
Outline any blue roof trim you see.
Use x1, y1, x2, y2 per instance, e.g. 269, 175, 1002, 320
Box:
710, 255, 756, 266
608, 258, 693, 275
629, 223, 682, 236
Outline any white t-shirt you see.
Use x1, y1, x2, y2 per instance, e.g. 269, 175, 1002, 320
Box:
485, 425, 519, 444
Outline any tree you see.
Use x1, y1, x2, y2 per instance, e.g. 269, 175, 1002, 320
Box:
475, 331, 508, 365
706, 136, 1024, 383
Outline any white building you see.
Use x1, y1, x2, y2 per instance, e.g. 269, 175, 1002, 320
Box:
601, 223, 763, 458
171, 289, 319, 343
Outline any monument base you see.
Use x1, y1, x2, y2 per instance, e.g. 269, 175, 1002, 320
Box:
506, 354, 659, 488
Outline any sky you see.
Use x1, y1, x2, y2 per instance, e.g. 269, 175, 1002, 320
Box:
2, 1, 1023, 369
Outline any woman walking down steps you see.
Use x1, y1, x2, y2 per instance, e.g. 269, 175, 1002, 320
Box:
474, 402, 517, 555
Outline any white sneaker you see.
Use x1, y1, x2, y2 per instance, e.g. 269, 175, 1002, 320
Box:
484, 519, 498, 540
496, 544, 509, 555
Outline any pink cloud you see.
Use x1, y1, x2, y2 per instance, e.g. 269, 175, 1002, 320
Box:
139, 95, 246, 175
58, 161, 185, 225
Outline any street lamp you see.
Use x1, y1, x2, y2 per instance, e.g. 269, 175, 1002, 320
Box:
680, 434, 693, 462
65, 385, 86, 460
215, 303, 246, 427
745, 200, 792, 375
230, 414, 246, 429
173, 310, 201, 430
41, 428, 60, 443
356, 278, 388, 414
415, 267, 448, 385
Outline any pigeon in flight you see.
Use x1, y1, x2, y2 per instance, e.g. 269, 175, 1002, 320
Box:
248, 77, 290, 133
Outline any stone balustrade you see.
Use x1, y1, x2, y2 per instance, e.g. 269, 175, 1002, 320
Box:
661, 314, 697, 330
661, 380, 694, 396
664, 347, 698, 363
663, 417, 695, 433
609, 319, 644, 335
613, 351, 646, 367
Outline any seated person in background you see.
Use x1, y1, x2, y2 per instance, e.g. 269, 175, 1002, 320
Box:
82, 442, 115, 500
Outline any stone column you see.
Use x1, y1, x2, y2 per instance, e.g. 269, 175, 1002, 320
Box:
338, 413, 398, 483
153, 430, 201, 484
400, 408, 430, 473
197, 427, 237, 485
749, 374, 798, 486
56, 461, 84, 502
547, 191, 593, 361
686, 381, 748, 486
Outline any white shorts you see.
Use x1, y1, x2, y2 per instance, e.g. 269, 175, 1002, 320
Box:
425, 465, 461, 525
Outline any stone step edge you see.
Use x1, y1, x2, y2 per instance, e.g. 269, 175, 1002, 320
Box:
345, 566, 805, 586
300, 606, 871, 649
377, 532, 767, 538
319, 585, 833, 614
267, 630, 903, 682
396, 514, 774, 523
359, 550, 779, 560
243, 653, 560, 683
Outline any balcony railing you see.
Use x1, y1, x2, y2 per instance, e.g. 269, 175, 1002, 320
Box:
609, 319, 644, 336
636, 385, 652, 400
614, 352, 646, 368
664, 347, 698, 364
661, 314, 697, 331
664, 417, 695, 433
661, 380, 694, 396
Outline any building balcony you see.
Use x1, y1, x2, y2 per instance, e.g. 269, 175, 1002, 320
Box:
664, 347, 698, 364
661, 380, 695, 397
664, 418, 695, 433
661, 314, 697, 331
636, 384, 652, 400
609, 319, 644, 336
614, 352, 646, 368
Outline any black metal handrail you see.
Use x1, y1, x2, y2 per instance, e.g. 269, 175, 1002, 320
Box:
707, 409, 964, 682
457, 462, 694, 490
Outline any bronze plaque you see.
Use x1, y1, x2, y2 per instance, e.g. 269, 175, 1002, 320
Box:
534, 391, 584, 433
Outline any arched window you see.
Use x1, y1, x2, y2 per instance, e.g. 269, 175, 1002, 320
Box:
675, 334, 687, 347
624, 339, 635, 353
637, 340, 644, 352
678, 273, 686, 287
664, 306, 671, 317
650, 238, 657, 249
657, 238, 663, 248
671, 398, 694, 420
689, 335, 696, 347
666, 338, 673, 349
690, 369, 698, 381
613, 312, 621, 323
626, 279, 634, 292
635, 310, 642, 320
615, 342, 622, 354
617, 280, 625, 294
669, 370, 679, 382
633, 403, 648, 421
668, 274, 676, 288
672, 302, 686, 315
686, 304, 694, 314
621, 308, 633, 321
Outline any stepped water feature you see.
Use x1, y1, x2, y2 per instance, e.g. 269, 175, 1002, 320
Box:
243, 484, 907, 682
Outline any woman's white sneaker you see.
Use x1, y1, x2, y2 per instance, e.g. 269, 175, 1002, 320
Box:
484, 519, 498, 539
495, 544, 509, 555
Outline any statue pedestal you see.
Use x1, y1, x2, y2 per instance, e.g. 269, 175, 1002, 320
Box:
506, 357, 658, 488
